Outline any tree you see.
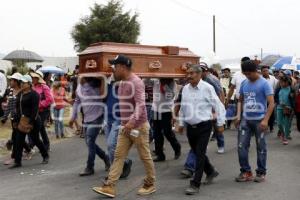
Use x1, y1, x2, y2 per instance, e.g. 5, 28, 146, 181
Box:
71, 0, 140, 52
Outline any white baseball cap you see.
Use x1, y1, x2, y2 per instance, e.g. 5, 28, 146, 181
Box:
20, 75, 33, 83
7, 73, 23, 81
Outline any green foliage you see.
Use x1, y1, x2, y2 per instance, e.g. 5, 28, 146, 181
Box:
71, 0, 140, 52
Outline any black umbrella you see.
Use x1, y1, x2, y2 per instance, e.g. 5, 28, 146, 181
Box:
3, 50, 43, 62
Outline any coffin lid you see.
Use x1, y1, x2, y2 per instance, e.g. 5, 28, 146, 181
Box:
78, 42, 199, 58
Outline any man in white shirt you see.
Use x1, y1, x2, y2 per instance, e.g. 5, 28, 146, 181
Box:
261, 65, 277, 132
178, 65, 226, 195
152, 78, 181, 162
226, 57, 250, 106
261, 66, 278, 90
0, 70, 8, 117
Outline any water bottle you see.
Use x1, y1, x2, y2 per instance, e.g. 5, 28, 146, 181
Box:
119, 126, 140, 137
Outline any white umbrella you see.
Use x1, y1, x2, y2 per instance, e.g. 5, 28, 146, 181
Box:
38, 66, 65, 75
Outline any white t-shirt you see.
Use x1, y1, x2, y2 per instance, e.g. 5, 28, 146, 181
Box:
264, 75, 278, 91
0, 72, 7, 97
231, 71, 246, 99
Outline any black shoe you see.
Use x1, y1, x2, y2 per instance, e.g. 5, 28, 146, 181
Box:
79, 168, 94, 176
174, 150, 181, 160
104, 156, 111, 171
9, 163, 22, 169
185, 185, 199, 195
203, 170, 219, 185
120, 159, 133, 179
56, 135, 59, 139
180, 169, 193, 178
61, 134, 65, 138
153, 156, 166, 162
42, 156, 49, 164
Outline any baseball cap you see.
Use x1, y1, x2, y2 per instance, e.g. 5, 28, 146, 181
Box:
21, 75, 33, 83
7, 72, 23, 81
109, 54, 132, 67
283, 70, 292, 76
199, 62, 209, 71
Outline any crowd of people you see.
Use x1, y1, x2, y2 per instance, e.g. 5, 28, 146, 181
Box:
0, 54, 300, 197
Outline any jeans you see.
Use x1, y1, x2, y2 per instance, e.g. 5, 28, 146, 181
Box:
84, 116, 108, 170
105, 118, 131, 166
146, 105, 154, 140
184, 150, 196, 172
238, 119, 267, 175
105, 118, 120, 163
39, 110, 50, 151
277, 108, 292, 138
153, 112, 181, 158
106, 122, 155, 186
52, 108, 64, 137
186, 121, 215, 188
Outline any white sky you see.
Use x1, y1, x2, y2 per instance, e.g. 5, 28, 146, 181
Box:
0, 0, 300, 59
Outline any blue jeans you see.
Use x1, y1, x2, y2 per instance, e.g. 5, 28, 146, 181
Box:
212, 131, 225, 148
84, 116, 107, 170
52, 108, 64, 136
105, 118, 130, 165
184, 150, 196, 172
105, 118, 121, 163
238, 119, 267, 175
146, 105, 154, 140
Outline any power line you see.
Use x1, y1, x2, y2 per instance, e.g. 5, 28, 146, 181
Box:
168, 0, 262, 53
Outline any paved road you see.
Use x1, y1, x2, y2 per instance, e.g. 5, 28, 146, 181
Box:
1, 128, 300, 200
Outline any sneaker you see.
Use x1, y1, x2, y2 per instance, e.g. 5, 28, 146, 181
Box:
180, 169, 193, 178
217, 147, 225, 154
287, 136, 292, 140
120, 159, 132, 179
42, 156, 49, 164
185, 185, 199, 195
203, 170, 219, 185
282, 139, 289, 145
4, 158, 14, 165
235, 172, 254, 182
254, 174, 266, 183
9, 163, 22, 169
92, 184, 116, 198
24, 151, 33, 160
79, 168, 94, 176
174, 150, 181, 160
153, 156, 166, 162
137, 184, 156, 196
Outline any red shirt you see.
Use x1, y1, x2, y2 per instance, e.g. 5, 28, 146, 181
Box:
52, 87, 66, 109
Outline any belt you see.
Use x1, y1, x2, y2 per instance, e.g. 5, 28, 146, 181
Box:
187, 120, 211, 128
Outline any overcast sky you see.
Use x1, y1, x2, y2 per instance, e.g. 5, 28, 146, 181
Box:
0, 0, 299, 59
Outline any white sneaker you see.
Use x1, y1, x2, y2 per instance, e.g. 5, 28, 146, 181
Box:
217, 147, 225, 154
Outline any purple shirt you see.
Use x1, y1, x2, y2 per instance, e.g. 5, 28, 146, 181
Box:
71, 83, 104, 123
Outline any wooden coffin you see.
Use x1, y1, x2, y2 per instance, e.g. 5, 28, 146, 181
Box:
78, 42, 200, 78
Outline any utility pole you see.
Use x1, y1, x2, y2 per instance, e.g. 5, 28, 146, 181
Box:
213, 15, 216, 54
260, 48, 263, 60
